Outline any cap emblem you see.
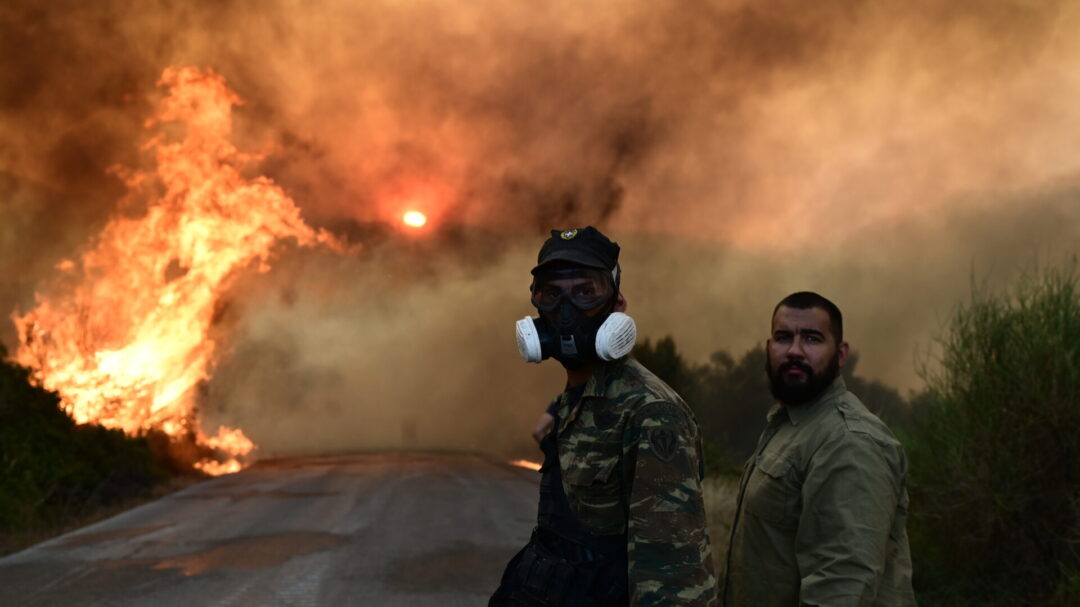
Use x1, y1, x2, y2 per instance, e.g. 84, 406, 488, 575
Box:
560, 229, 578, 240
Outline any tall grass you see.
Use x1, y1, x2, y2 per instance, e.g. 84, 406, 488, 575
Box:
702, 475, 740, 579
909, 263, 1080, 605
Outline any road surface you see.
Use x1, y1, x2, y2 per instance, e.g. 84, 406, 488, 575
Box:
0, 453, 539, 606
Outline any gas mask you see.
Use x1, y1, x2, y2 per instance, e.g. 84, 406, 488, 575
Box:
515, 266, 637, 367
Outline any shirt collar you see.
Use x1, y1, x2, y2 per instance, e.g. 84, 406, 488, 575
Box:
582, 359, 617, 400
765, 403, 786, 425
558, 359, 617, 432
781, 375, 847, 427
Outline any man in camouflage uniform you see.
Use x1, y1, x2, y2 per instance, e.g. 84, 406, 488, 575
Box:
723, 292, 916, 606
491, 226, 718, 606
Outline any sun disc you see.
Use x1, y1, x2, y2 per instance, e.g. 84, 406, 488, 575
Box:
403, 210, 427, 228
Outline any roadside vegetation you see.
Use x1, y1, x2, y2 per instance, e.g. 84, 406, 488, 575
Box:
906, 264, 1080, 606
0, 345, 170, 556
636, 260, 1080, 606
700, 475, 739, 578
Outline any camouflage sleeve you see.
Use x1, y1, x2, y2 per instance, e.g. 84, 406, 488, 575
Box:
624, 400, 718, 606
795, 431, 904, 606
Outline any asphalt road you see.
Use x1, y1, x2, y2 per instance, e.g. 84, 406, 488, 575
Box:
0, 453, 539, 607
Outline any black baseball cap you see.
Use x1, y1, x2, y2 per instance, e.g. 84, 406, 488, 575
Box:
531, 226, 620, 275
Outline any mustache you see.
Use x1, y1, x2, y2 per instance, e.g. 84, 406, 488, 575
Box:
778, 360, 813, 376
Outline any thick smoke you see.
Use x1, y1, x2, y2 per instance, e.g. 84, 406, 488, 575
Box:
4, 1, 1080, 456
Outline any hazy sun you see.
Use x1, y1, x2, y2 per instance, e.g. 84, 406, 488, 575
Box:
402, 210, 427, 228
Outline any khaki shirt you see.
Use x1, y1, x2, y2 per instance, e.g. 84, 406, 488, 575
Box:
554, 357, 719, 606
723, 377, 916, 606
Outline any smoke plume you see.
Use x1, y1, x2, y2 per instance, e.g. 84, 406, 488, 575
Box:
4, 1, 1080, 457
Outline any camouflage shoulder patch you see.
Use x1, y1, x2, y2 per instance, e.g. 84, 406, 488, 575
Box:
648, 427, 679, 462
635, 399, 690, 427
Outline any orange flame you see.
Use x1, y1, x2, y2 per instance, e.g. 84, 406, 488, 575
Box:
510, 459, 542, 471
12, 66, 340, 475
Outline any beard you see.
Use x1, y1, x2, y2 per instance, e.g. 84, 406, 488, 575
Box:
766, 350, 841, 405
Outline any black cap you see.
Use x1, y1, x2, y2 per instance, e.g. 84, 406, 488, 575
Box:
531, 226, 620, 275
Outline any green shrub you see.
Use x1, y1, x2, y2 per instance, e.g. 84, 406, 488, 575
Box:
0, 345, 167, 532
908, 263, 1080, 605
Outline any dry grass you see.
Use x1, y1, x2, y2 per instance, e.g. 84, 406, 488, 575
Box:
703, 474, 740, 577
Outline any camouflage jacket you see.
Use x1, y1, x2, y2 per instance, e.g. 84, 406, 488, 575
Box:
723, 377, 916, 607
550, 356, 718, 606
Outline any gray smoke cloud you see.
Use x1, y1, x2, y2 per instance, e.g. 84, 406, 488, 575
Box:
3, 1, 1080, 457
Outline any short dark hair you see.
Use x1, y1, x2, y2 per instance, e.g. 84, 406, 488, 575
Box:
773, 291, 844, 343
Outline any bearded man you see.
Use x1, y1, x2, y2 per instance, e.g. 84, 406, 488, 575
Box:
723, 292, 916, 606
490, 226, 717, 606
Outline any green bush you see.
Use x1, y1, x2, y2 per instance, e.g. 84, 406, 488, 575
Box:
908, 264, 1080, 606
0, 345, 167, 532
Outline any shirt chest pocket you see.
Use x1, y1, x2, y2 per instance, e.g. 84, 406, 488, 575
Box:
746, 453, 798, 528
564, 452, 625, 535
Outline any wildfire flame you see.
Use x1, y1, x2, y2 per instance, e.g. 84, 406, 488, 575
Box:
12, 66, 341, 475
510, 459, 542, 471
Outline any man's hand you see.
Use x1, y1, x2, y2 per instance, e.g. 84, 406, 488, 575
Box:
532, 412, 555, 443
